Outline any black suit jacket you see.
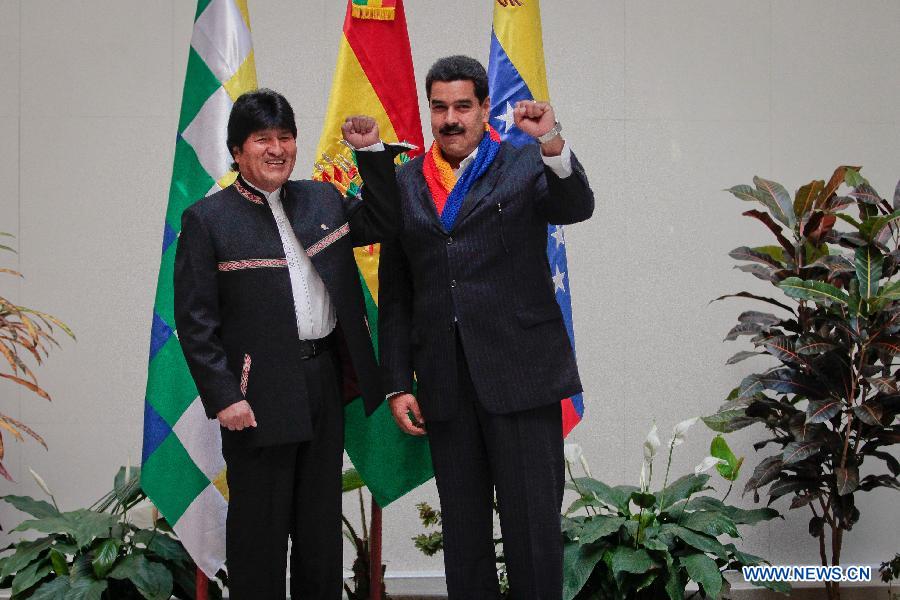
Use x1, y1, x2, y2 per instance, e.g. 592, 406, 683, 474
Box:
378, 141, 595, 420
174, 150, 398, 449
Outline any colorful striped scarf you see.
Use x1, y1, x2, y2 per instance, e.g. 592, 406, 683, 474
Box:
422, 123, 502, 231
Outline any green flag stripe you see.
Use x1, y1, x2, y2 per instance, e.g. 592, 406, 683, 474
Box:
177, 48, 222, 133
147, 337, 200, 426
166, 137, 215, 230
141, 433, 211, 522
194, 0, 213, 20
153, 244, 178, 327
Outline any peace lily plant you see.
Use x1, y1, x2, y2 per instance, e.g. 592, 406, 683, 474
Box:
561, 418, 786, 600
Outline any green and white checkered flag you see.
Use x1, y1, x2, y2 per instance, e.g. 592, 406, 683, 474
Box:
141, 0, 257, 578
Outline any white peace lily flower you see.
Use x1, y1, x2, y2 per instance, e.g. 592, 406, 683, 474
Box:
694, 456, 727, 475
563, 443, 583, 465
579, 454, 593, 478
28, 467, 53, 499
639, 461, 648, 491
643, 424, 660, 463
671, 417, 699, 447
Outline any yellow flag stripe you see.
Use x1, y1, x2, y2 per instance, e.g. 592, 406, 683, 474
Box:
492, 0, 549, 101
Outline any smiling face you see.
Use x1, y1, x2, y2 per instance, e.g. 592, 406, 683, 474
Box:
231, 127, 297, 192
429, 79, 490, 168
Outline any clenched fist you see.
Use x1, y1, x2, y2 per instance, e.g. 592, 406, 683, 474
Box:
341, 115, 380, 150
217, 399, 257, 431
514, 100, 564, 156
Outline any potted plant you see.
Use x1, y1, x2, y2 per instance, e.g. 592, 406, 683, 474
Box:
562, 419, 787, 599
0, 233, 74, 483
0, 466, 225, 599
706, 167, 900, 600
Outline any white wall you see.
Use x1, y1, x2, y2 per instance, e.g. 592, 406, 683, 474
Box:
1, 0, 899, 589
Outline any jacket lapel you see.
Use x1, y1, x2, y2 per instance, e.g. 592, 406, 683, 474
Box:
412, 167, 449, 234
451, 143, 508, 230
280, 184, 323, 255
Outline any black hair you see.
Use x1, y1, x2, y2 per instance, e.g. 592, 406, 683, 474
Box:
226, 88, 297, 171
425, 55, 489, 104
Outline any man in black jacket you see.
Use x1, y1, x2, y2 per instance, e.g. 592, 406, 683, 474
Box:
375, 57, 595, 599
174, 89, 397, 599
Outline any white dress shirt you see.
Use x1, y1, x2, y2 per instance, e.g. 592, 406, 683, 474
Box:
248, 182, 337, 340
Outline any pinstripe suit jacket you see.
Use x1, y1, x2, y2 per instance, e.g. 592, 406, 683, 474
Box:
174, 150, 398, 449
378, 141, 595, 420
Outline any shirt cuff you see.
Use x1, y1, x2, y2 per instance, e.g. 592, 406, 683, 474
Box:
385, 391, 407, 401
356, 141, 386, 152
541, 141, 573, 178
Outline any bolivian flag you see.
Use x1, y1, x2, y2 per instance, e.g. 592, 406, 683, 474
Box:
313, 0, 432, 507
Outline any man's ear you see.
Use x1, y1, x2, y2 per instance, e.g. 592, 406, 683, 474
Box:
482, 96, 491, 122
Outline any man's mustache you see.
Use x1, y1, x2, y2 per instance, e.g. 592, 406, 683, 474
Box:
439, 124, 465, 135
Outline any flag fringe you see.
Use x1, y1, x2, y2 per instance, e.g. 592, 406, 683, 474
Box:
351, 5, 395, 20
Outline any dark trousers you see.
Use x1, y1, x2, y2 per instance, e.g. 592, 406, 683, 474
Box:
427, 338, 565, 600
222, 349, 344, 600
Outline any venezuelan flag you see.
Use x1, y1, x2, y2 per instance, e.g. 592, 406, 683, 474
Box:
488, 0, 585, 437
313, 0, 432, 507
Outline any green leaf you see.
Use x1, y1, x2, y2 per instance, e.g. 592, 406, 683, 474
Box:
854, 246, 884, 299
778, 277, 850, 306
680, 510, 739, 538
751, 579, 793, 594
879, 280, 900, 300
0, 536, 54, 580
576, 515, 627, 544
608, 546, 654, 576
782, 441, 824, 464
630, 491, 657, 509
48, 548, 68, 576
664, 567, 687, 600
0, 495, 60, 519
342, 468, 365, 493
870, 337, 900, 356
562, 541, 604, 600
680, 552, 723, 599
844, 168, 866, 188
12, 510, 119, 550
29, 577, 71, 599
656, 474, 710, 511
753, 176, 796, 228
571, 478, 631, 513
686, 496, 780, 526
710, 435, 741, 481
744, 456, 784, 494
852, 402, 883, 426
67, 578, 110, 600
11, 558, 52, 596
659, 524, 729, 559
863, 210, 900, 242
108, 553, 173, 600
91, 538, 121, 579
138, 532, 190, 565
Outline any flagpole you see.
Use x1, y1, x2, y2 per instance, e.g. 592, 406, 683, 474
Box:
369, 499, 383, 600
195, 568, 209, 600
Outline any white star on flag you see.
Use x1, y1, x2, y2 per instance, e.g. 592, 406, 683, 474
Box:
552, 265, 567, 293
494, 101, 516, 133
551, 225, 566, 249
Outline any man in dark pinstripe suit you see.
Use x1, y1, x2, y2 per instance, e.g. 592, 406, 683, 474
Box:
372, 56, 595, 599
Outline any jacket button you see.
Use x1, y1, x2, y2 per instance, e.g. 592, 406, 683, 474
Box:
447, 236, 453, 245
450, 279, 457, 288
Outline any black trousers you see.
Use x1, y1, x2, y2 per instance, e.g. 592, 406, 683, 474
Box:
427, 337, 565, 600
222, 348, 344, 600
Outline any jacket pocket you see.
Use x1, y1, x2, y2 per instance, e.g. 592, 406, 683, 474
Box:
239, 353, 252, 398
515, 303, 563, 328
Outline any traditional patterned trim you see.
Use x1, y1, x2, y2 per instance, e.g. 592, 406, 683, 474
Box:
233, 178, 264, 205
306, 222, 351, 258
217, 258, 288, 272
239, 354, 251, 397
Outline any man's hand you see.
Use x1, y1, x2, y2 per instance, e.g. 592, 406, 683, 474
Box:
514, 100, 564, 156
342, 115, 380, 149
388, 393, 426, 436
217, 400, 257, 431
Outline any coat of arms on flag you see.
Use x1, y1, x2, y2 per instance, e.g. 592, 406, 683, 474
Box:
351, 0, 396, 21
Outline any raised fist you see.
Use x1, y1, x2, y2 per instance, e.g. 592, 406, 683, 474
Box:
341, 115, 380, 149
